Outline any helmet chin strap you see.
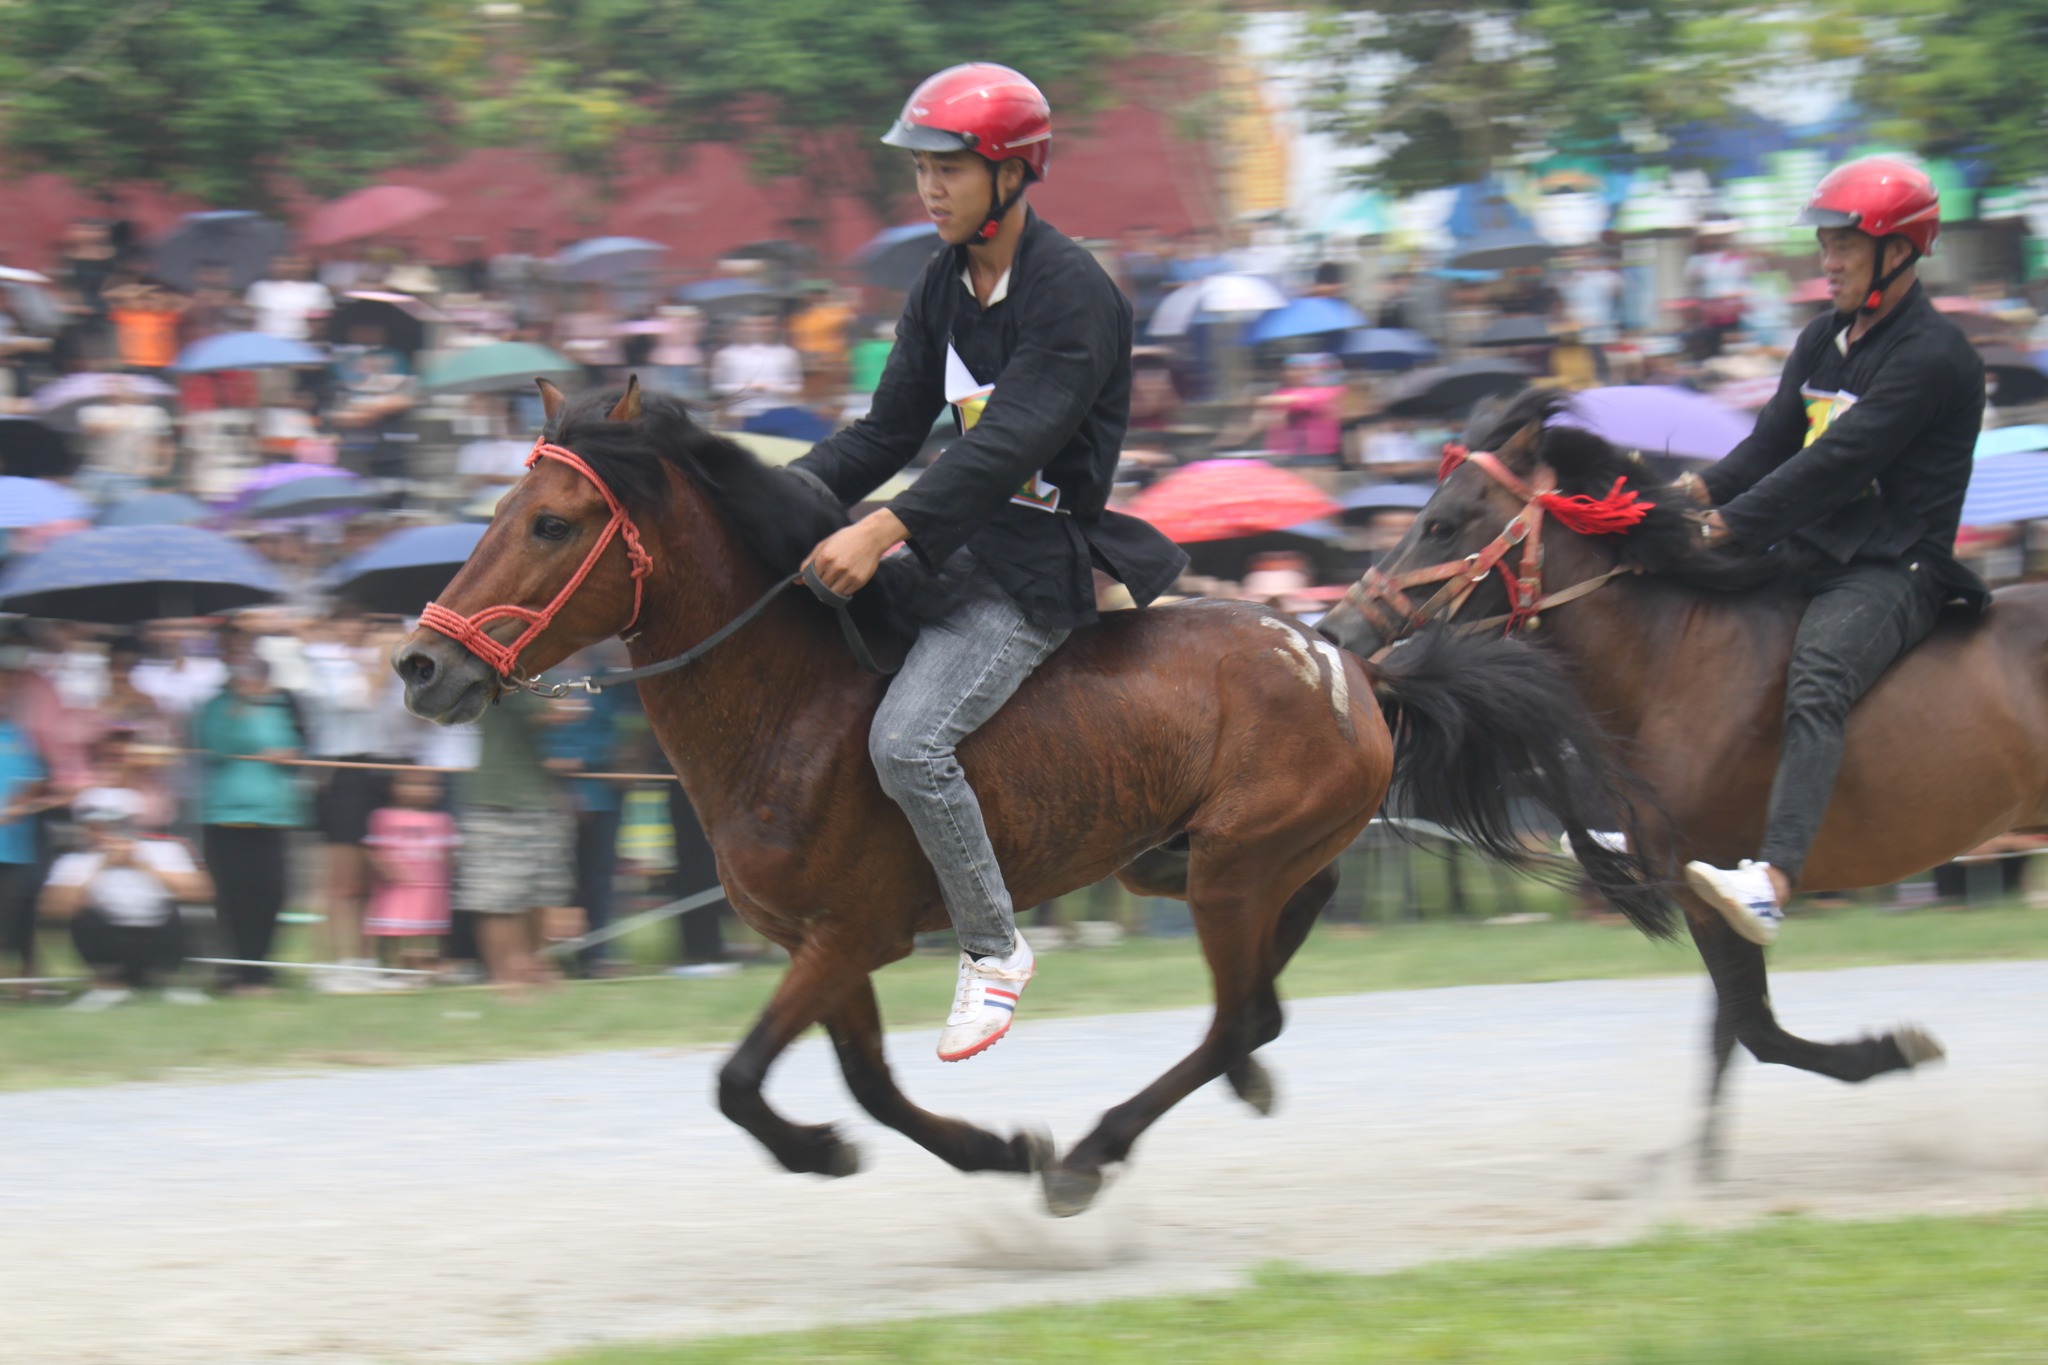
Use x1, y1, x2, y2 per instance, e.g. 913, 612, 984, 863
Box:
1861, 238, 1920, 314
975, 159, 1025, 241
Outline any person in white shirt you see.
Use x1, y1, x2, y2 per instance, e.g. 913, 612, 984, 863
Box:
245, 256, 333, 341
709, 313, 803, 422
43, 787, 213, 1009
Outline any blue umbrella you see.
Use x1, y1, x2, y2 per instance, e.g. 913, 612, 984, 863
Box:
674, 277, 786, 310
239, 474, 381, 521
853, 222, 943, 289
1339, 328, 1440, 371
1963, 453, 2048, 527
173, 331, 325, 373
324, 521, 487, 616
554, 236, 667, 283
1246, 296, 1368, 345
1338, 483, 1433, 514
0, 524, 282, 622
98, 492, 211, 528
1975, 425, 2048, 460
0, 476, 91, 529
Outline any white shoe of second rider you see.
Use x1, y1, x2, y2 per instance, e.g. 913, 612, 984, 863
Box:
937, 933, 1034, 1063
1685, 859, 1785, 946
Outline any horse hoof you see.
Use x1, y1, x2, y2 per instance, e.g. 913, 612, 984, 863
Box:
1895, 1025, 1946, 1068
826, 1138, 862, 1178
1228, 1058, 1277, 1116
1041, 1162, 1104, 1218
1017, 1128, 1057, 1175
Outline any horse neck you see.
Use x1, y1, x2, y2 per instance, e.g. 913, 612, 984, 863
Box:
626, 470, 868, 816
1530, 530, 1676, 733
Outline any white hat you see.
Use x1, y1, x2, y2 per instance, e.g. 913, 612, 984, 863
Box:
73, 787, 144, 825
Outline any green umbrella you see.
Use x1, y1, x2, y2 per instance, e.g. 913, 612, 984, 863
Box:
422, 342, 581, 394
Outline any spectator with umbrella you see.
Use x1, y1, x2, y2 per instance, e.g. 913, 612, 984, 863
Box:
710, 313, 802, 423
245, 256, 333, 343
1255, 352, 1346, 463
0, 648, 56, 987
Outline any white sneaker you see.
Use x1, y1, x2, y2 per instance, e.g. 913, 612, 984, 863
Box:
67, 987, 133, 1013
1559, 830, 1630, 860
1685, 859, 1785, 946
937, 934, 1034, 1063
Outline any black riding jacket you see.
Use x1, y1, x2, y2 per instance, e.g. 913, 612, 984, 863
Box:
792, 210, 1186, 630
1703, 282, 1988, 608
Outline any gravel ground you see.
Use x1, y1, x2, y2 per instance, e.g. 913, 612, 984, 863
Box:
3, 961, 2044, 1364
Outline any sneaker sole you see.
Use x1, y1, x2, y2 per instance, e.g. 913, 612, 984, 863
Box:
937, 1017, 1013, 1063
1684, 864, 1779, 947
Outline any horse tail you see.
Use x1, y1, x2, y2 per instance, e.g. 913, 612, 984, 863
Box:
1357, 626, 1676, 940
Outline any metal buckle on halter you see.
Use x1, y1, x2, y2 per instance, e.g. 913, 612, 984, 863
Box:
510, 670, 596, 699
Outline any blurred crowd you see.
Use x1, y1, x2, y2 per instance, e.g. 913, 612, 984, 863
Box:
1, 209, 2044, 1005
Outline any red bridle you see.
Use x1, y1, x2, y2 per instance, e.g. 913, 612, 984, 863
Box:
1342, 443, 1650, 647
419, 439, 653, 680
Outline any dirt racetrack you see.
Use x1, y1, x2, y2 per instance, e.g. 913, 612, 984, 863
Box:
2, 961, 2044, 1364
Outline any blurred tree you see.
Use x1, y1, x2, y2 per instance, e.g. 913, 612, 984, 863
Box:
491, 0, 1225, 222
1821, 0, 2048, 184
0, 0, 477, 208
1297, 1, 1786, 195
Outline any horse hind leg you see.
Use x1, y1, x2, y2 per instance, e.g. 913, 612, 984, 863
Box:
1043, 845, 1329, 1217
1224, 860, 1340, 1118
825, 978, 1044, 1175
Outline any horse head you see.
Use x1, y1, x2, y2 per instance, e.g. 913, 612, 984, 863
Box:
396, 377, 658, 724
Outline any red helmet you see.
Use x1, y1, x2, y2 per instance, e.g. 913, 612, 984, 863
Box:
1795, 156, 1941, 257
882, 63, 1052, 181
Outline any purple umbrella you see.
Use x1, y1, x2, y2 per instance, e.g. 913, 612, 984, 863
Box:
220, 462, 361, 515
1552, 386, 1756, 461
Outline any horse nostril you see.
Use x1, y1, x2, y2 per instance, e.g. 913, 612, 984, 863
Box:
398, 648, 436, 686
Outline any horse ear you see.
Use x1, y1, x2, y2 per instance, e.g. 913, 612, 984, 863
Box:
607, 374, 643, 424
1497, 417, 1543, 473
535, 378, 566, 428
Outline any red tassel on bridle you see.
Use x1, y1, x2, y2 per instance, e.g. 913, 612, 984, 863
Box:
1538, 477, 1655, 536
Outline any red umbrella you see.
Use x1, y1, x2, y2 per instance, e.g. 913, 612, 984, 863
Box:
303, 185, 449, 247
1124, 459, 1341, 543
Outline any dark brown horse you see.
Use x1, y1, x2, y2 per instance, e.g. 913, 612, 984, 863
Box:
1317, 389, 2033, 1166
395, 380, 1672, 1215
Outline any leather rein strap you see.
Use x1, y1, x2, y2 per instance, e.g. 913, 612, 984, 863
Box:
1341, 446, 1636, 648
419, 438, 900, 697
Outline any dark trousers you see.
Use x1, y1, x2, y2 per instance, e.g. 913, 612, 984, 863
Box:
1758, 559, 1943, 880
0, 859, 41, 965
72, 906, 185, 989
573, 807, 623, 970
668, 783, 727, 964
202, 825, 289, 986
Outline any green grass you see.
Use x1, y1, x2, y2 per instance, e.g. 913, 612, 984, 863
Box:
551, 1210, 2048, 1364
2, 902, 2044, 1092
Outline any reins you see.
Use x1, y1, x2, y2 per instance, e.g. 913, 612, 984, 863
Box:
1343, 441, 1650, 652
419, 437, 902, 697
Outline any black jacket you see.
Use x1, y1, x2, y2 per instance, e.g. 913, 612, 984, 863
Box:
1703, 283, 1988, 609
792, 211, 1187, 629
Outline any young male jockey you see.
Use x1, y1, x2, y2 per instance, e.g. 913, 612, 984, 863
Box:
790, 64, 1187, 1060
1683, 157, 1987, 946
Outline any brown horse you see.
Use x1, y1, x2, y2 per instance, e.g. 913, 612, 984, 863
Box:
395, 380, 1672, 1215
1317, 388, 2025, 1167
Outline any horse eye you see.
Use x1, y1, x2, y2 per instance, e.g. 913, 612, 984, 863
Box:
533, 514, 572, 542
1422, 519, 1452, 540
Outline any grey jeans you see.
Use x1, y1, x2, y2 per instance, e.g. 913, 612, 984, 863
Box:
869, 558, 1069, 958
1757, 557, 1944, 880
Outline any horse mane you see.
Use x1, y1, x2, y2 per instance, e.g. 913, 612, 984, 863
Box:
1465, 389, 1797, 594
547, 385, 947, 637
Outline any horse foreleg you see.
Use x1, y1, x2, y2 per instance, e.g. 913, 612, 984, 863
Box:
717, 937, 870, 1178
1682, 888, 1944, 1176
824, 978, 1045, 1176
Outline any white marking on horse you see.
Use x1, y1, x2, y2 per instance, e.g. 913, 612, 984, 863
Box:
1312, 638, 1353, 732
1258, 615, 1321, 690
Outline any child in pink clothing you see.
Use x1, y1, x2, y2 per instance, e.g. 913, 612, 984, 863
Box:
363, 770, 457, 975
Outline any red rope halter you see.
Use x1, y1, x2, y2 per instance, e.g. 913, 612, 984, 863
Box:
418, 439, 653, 679
1343, 443, 1652, 645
